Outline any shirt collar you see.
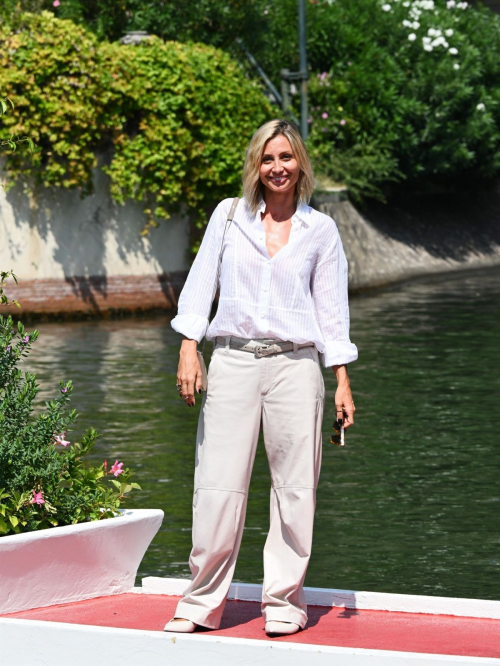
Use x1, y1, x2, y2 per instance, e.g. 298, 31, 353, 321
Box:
254, 199, 311, 227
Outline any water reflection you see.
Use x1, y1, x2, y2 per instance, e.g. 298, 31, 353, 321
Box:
24, 267, 500, 600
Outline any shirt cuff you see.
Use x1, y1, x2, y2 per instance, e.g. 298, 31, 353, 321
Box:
170, 314, 209, 343
320, 340, 359, 368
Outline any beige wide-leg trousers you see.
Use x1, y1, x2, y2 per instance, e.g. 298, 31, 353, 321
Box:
175, 339, 325, 630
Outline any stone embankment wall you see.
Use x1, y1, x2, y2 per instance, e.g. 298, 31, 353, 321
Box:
314, 186, 500, 291
2, 170, 500, 316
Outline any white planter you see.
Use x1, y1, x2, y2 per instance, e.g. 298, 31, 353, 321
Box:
0, 508, 163, 615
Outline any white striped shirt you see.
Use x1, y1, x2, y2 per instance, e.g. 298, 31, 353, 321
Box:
171, 197, 358, 367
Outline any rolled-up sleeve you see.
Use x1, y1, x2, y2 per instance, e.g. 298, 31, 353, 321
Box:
171, 200, 228, 342
311, 224, 358, 368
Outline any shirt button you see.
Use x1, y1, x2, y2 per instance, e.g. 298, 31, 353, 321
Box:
260, 313, 266, 318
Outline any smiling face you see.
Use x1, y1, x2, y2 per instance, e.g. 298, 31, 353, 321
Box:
259, 134, 300, 197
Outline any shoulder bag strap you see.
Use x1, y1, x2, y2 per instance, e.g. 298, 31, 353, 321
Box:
201, 197, 239, 351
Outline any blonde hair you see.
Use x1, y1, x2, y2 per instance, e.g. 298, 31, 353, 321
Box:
242, 119, 315, 214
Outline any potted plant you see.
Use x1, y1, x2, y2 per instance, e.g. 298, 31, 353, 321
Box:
0, 271, 163, 614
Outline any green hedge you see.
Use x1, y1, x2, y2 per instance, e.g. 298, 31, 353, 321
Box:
0, 12, 272, 228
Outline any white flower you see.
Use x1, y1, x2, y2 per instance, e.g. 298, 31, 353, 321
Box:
457, 1, 468, 8
403, 1, 410, 5
445, 28, 454, 36
408, 33, 417, 41
422, 36, 431, 43
448, 47, 458, 54
428, 28, 437, 36
403, 19, 412, 26
412, 21, 420, 29
476, 103, 486, 111
447, 0, 456, 6
424, 44, 433, 51
436, 37, 449, 47
382, 3, 391, 10
453, 63, 460, 69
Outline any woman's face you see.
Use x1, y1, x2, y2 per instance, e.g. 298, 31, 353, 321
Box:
259, 134, 300, 197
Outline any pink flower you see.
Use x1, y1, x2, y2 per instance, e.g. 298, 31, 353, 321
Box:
318, 71, 328, 81
340, 119, 346, 125
103, 459, 108, 472
53, 431, 70, 447
53, 0, 60, 6
307, 117, 312, 123
322, 112, 328, 119
30, 490, 45, 505
111, 460, 124, 477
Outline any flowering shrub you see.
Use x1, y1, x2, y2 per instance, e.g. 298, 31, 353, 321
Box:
0, 11, 272, 230
0, 273, 140, 536
306, 0, 500, 200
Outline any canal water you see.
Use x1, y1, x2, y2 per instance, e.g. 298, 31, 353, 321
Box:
24, 267, 500, 600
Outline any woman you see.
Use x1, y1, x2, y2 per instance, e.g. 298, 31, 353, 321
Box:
165, 119, 357, 636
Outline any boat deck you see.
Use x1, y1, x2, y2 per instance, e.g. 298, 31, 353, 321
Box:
3, 592, 500, 659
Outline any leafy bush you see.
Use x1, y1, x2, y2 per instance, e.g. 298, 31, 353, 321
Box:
0, 11, 272, 227
0, 272, 139, 536
305, 0, 500, 200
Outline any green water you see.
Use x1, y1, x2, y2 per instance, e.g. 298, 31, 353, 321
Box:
25, 267, 500, 600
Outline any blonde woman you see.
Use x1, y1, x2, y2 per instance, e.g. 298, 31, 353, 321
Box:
165, 119, 358, 636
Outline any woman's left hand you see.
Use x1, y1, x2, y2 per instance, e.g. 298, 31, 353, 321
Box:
335, 385, 355, 429
333, 365, 355, 430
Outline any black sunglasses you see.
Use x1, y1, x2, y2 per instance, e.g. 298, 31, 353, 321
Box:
330, 417, 345, 447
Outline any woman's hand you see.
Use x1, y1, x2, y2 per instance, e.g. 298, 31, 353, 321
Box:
178, 338, 203, 406
332, 364, 356, 430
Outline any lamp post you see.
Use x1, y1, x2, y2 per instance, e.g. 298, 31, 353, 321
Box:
298, 0, 308, 140
237, 1, 308, 139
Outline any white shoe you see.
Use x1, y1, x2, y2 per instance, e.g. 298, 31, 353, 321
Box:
164, 617, 196, 633
265, 620, 300, 636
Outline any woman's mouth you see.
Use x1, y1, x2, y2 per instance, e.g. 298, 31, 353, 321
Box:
269, 176, 288, 185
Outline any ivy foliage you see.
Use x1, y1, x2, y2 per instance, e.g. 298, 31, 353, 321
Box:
0, 12, 272, 225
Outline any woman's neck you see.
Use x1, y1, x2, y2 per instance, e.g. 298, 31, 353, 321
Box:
263, 188, 296, 221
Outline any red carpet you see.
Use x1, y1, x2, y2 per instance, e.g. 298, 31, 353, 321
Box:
4, 594, 500, 658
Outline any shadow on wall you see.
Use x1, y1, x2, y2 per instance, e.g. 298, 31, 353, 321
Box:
0, 159, 191, 314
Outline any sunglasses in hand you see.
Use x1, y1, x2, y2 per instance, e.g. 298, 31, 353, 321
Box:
330, 414, 345, 447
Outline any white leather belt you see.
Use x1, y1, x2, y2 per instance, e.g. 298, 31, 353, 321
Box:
214, 336, 315, 358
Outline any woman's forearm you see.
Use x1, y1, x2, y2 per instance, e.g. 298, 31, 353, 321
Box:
332, 364, 350, 387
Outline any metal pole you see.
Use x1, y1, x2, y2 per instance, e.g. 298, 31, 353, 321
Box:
298, 0, 308, 140
236, 38, 283, 107
281, 68, 290, 115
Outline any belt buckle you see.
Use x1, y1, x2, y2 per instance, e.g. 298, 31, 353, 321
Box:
255, 343, 279, 358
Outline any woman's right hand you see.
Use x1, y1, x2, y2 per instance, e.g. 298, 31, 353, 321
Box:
177, 338, 203, 406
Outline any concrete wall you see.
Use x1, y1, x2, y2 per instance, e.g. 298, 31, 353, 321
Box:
0, 163, 190, 315
313, 187, 500, 292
